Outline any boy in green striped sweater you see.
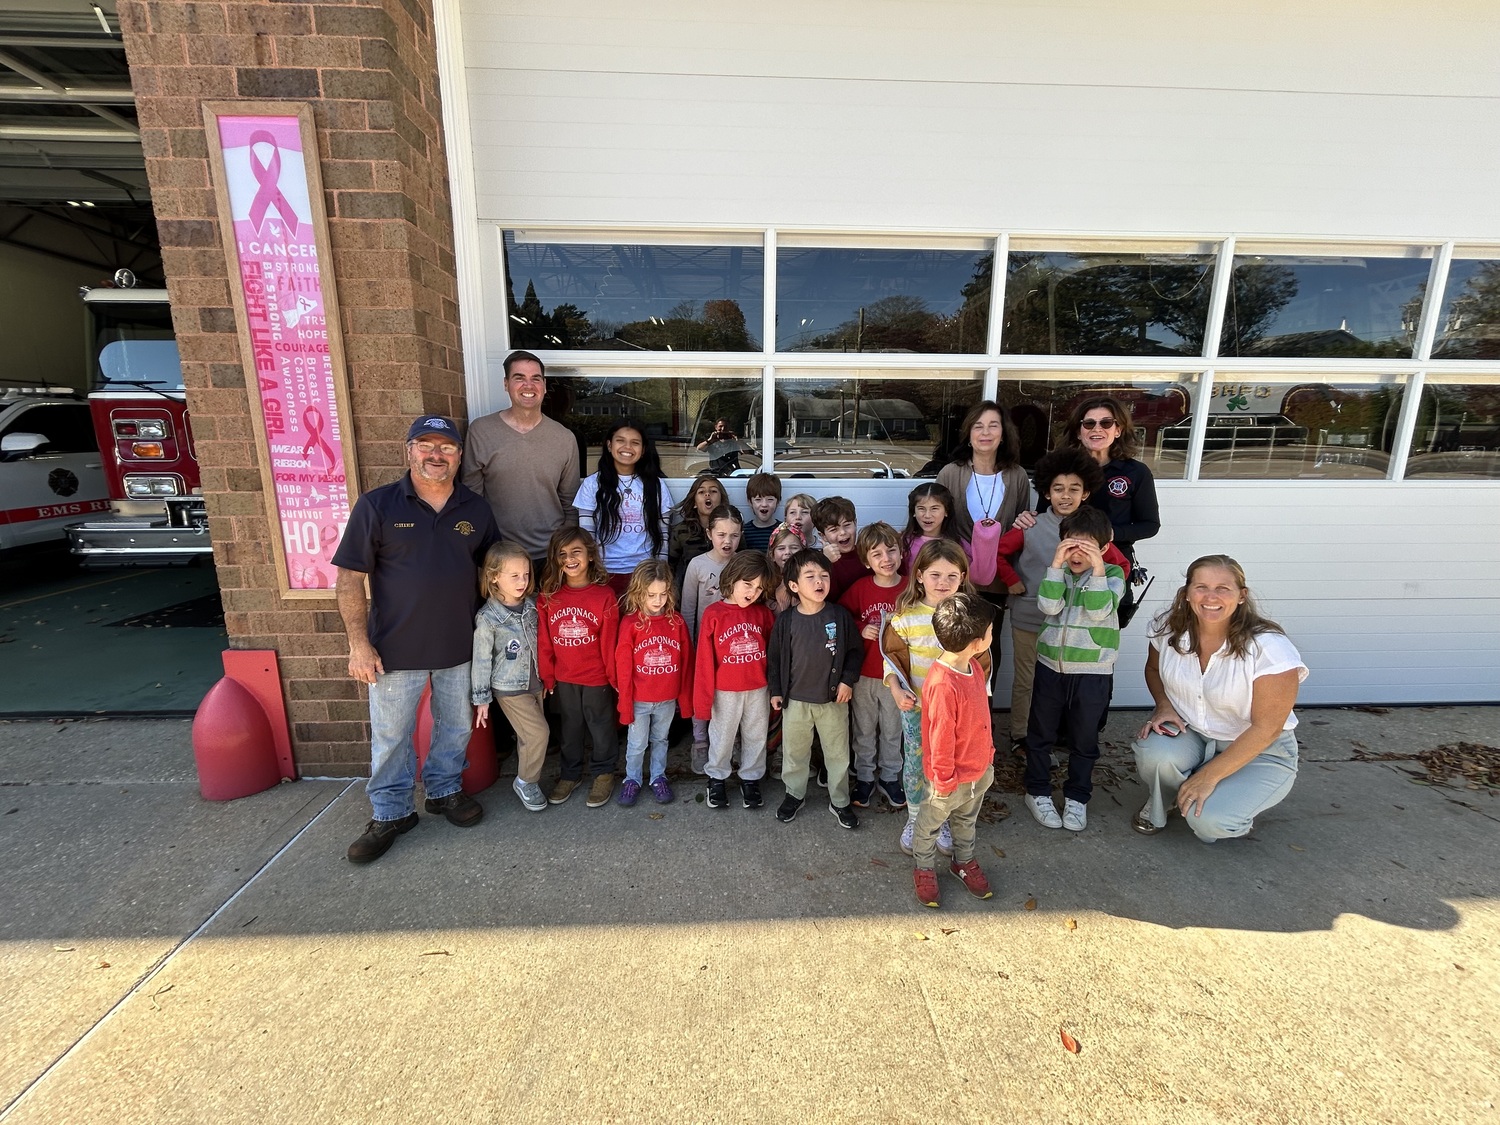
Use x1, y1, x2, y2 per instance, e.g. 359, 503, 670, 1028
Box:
1023, 507, 1125, 832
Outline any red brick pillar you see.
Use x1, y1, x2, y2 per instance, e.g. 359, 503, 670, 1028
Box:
118, 0, 465, 774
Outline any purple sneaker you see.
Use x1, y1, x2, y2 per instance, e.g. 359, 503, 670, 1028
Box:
617, 779, 642, 807
650, 775, 674, 804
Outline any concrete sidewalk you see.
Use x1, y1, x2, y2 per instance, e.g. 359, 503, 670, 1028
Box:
1, 708, 1496, 1124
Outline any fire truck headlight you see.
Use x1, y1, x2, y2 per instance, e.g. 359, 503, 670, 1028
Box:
113, 418, 169, 439
124, 475, 180, 497
130, 441, 165, 458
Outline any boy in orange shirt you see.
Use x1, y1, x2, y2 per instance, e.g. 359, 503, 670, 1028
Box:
913, 591, 998, 908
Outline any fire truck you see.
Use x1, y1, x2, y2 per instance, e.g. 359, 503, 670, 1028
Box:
66, 278, 212, 564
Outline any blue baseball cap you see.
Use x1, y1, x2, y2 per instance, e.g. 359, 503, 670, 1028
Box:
406, 415, 462, 445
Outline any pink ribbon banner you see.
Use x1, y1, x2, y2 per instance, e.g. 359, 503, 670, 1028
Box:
216, 114, 347, 591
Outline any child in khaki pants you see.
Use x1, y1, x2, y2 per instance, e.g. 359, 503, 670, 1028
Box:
912, 591, 999, 908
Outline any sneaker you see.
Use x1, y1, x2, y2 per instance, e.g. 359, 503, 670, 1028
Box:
949, 859, 994, 900
1133, 802, 1165, 835
650, 775, 674, 804
1063, 798, 1087, 832
899, 819, 915, 855
936, 821, 954, 855
830, 803, 859, 830
617, 779, 642, 807
586, 774, 615, 808
913, 866, 941, 908
690, 741, 709, 775
423, 791, 483, 827
512, 777, 547, 813
548, 777, 581, 805
815, 765, 829, 788
851, 779, 876, 808
1027, 793, 1064, 829
707, 778, 728, 809
741, 778, 763, 809
775, 794, 804, 823
346, 813, 418, 864
878, 777, 908, 809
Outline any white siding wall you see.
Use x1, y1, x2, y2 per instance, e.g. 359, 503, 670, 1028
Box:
440, 0, 1500, 705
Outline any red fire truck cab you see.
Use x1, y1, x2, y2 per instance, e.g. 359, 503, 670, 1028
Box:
66, 286, 212, 564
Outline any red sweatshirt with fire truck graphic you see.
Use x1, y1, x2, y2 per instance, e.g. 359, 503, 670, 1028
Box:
614, 611, 695, 723
537, 582, 619, 690
693, 601, 775, 719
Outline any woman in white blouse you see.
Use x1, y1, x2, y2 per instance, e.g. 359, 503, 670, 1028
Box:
1132, 555, 1308, 841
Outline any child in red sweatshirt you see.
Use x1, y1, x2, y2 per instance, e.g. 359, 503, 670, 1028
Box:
694, 551, 776, 810
913, 591, 999, 909
538, 527, 620, 809
614, 560, 693, 807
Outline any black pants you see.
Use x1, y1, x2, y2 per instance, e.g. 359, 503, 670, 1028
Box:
554, 681, 619, 779
1024, 663, 1112, 804
978, 591, 1008, 703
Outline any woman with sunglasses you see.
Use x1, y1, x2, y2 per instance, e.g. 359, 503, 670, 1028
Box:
1059, 396, 1160, 625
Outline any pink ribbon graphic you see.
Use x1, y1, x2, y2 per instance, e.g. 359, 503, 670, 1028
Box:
247, 130, 300, 236
301, 404, 337, 468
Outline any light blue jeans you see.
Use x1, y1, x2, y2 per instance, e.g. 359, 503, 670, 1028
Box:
367, 663, 471, 821
626, 700, 676, 784
1132, 725, 1299, 842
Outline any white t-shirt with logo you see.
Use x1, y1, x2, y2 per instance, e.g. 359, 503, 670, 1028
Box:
574, 473, 673, 573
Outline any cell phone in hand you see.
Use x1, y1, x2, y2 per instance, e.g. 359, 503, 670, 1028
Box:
1160, 721, 1181, 736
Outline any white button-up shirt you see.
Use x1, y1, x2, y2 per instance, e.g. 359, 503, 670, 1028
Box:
1151, 630, 1308, 742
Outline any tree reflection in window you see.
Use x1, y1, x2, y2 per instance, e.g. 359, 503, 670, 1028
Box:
1429, 260, 1500, 360
1002, 252, 1214, 356
503, 235, 763, 352
1406, 383, 1500, 479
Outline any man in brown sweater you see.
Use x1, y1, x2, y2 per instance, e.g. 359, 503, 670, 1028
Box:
461, 350, 581, 566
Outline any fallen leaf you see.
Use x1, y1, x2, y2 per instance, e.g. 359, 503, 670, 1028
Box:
1060, 1028, 1080, 1054
1065, 918, 1078, 931
804, 874, 815, 881
940, 927, 959, 936
647, 812, 664, 820
1454, 963, 1465, 971
870, 857, 889, 868
991, 846, 1006, 859
1289, 844, 1305, 852
97, 961, 111, 969
996, 970, 1010, 979
1023, 897, 1037, 911
914, 932, 929, 941
419, 949, 451, 957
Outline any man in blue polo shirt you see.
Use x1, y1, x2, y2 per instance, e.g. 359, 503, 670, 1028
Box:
333, 414, 500, 863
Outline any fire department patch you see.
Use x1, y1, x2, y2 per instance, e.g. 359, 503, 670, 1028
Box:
1107, 476, 1130, 498
48, 468, 79, 497
454, 520, 475, 536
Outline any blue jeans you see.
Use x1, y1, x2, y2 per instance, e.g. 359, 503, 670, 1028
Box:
625, 700, 675, 784
367, 663, 471, 821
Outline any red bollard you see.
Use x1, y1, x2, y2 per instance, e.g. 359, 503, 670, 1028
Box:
192, 676, 284, 801
413, 682, 497, 796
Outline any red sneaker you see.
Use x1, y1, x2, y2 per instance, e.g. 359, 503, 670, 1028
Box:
949, 859, 993, 900
913, 866, 941, 908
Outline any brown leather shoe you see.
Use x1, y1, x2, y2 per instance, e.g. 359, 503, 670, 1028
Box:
548, 777, 581, 805
347, 813, 419, 863
586, 773, 615, 808
423, 791, 483, 827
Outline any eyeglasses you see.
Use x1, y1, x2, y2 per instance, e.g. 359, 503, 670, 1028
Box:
411, 441, 460, 456
1079, 418, 1118, 431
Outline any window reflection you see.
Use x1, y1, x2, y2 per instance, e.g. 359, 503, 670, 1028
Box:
1405, 382, 1500, 478
997, 377, 1194, 480
1192, 380, 1404, 480
1430, 260, 1500, 360
770, 371, 984, 478
1220, 254, 1428, 358
503, 234, 763, 352
776, 248, 991, 353
1002, 251, 1214, 357
547, 369, 764, 478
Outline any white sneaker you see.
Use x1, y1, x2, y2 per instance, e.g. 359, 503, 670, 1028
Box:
936, 821, 954, 855
1027, 794, 1063, 829
899, 820, 915, 855
1062, 798, 1087, 832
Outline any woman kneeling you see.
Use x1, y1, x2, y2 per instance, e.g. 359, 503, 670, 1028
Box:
1133, 555, 1308, 842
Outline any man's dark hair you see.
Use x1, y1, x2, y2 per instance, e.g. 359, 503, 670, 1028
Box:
1059, 506, 1113, 549
932, 591, 995, 653
504, 349, 546, 378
